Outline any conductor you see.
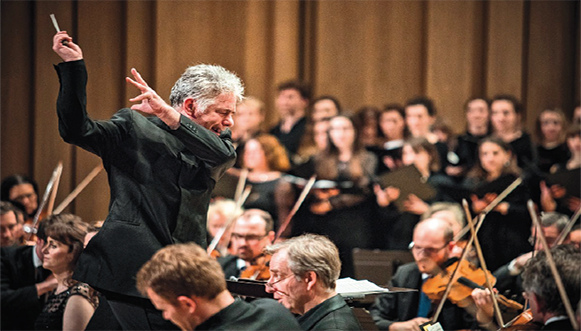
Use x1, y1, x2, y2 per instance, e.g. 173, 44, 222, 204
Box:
52, 31, 243, 330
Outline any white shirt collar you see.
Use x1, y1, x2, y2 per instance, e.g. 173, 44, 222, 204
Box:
32, 246, 43, 268
545, 315, 569, 325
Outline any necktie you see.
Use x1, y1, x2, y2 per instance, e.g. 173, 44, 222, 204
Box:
417, 277, 431, 318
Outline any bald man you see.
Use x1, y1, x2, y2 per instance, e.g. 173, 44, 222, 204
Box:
370, 218, 477, 330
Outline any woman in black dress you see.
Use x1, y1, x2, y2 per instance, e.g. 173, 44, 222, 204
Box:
35, 215, 98, 331
464, 137, 531, 271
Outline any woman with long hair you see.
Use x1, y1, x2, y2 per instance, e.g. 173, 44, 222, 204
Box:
373, 104, 408, 174
289, 115, 377, 277
464, 137, 531, 271
237, 134, 290, 229
374, 137, 455, 250
1, 174, 40, 220
34, 214, 98, 331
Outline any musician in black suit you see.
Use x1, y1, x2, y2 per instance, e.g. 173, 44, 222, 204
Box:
52, 31, 243, 330
265, 234, 362, 331
369, 218, 477, 330
472, 245, 580, 330
137, 243, 302, 331
1, 215, 59, 330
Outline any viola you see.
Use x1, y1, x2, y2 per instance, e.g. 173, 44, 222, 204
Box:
501, 309, 543, 330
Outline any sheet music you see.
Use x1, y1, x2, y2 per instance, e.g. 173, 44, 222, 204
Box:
336, 277, 389, 298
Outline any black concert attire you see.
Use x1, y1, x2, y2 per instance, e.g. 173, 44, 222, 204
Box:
196, 298, 302, 331
55, 60, 235, 330
1, 245, 50, 331
369, 262, 477, 330
34, 283, 98, 330
298, 294, 362, 331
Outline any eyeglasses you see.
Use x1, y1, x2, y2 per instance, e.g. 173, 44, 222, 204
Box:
264, 274, 294, 289
408, 241, 448, 256
230, 233, 267, 242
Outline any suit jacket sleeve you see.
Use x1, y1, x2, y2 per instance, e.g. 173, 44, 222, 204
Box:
171, 116, 236, 174
55, 60, 132, 157
369, 264, 419, 330
55, 60, 235, 174
0, 249, 41, 313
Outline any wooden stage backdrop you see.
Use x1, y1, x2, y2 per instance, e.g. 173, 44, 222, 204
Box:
1, 0, 579, 222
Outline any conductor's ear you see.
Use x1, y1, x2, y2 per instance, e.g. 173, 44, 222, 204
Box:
183, 98, 197, 118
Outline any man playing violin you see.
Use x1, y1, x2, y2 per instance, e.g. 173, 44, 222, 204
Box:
472, 244, 580, 330
218, 209, 274, 280
370, 217, 477, 330
264, 234, 362, 331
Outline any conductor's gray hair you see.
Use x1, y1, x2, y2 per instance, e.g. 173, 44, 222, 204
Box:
169, 64, 244, 112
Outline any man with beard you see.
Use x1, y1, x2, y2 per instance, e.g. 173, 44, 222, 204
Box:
218, 209, 274, 280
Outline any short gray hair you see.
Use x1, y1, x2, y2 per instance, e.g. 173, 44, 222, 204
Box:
540, 212, 568, 232
522, 245, 580, 316
169, 64, 244, 112
264, 234, 341, 290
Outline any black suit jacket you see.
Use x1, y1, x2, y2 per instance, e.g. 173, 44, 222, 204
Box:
298, 294, 362, 331
55, 60, 236, 298
542, 318, 575, 330
197, 298, 302, 330
1, 245, 48, 331
369, 262, 476, 330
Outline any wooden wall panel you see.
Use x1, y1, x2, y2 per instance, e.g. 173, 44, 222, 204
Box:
71, 1, 125, 222
33, 1, 75, 213
242, 1, 276, 127
312, 1, 424, 111
154, 1, 249, 103
425, 1, 485, 132
1, 1, 33, 178
485, 1, 525, 99
124, 1, 155, 107
524, 1, 576, 128
1, 0, 577, 223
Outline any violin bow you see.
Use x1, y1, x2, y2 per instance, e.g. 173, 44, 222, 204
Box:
526, 200, 579, 330
274, 175, 316, 242
234, 168, 249, 202
53, 164, 103, 214
462, 199, 505, 327
431, 177, 522, 323
26, 161, 63, 240
554, 207, 581, 246
207, 186, 252, 255
46, 164, 63, 215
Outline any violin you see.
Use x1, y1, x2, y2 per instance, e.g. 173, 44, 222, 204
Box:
239, 254, 271, 281
501, 309, 543, 330
423, 258, 522, 313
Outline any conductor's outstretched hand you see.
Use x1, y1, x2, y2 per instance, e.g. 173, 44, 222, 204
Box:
52, 32, 83, 62
126, 68, 180, 128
